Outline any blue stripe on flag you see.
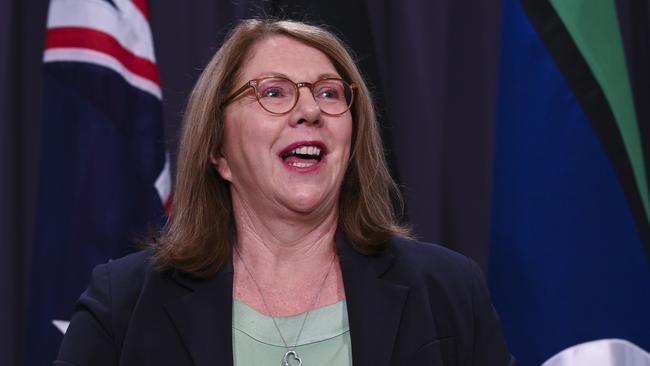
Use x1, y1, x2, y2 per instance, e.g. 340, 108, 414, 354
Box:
489, 0, 650, 365
26, 61, 166, 364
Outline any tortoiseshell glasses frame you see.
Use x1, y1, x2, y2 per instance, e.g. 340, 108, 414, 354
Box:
225, 76, 357, 116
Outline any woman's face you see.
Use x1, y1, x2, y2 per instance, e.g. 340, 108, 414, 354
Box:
214, 35, 353, 218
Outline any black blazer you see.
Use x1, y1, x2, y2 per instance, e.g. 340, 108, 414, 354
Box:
55, 233, 515, 366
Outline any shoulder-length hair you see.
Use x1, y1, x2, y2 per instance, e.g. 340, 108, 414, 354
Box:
153, 19, 410, 277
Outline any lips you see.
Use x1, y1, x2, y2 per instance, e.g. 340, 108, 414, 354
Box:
279, 141, 327, 171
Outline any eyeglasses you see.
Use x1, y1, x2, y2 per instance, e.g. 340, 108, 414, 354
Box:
225, 76, 357, 116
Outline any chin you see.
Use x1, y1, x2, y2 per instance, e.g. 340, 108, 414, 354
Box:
283, 191, 332, 216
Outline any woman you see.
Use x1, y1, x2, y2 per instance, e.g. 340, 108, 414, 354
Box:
55, 19, 515, 366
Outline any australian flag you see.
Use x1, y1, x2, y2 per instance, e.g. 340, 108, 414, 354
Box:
25, 0, 171, 364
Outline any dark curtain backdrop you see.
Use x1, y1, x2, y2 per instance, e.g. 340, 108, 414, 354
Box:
1, 1, 502, 364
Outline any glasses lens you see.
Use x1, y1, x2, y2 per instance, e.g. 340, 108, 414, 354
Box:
256, 78, 297, 114
313, 79, 353, 115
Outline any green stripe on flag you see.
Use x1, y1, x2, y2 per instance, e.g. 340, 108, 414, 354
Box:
550, 0, 650, 223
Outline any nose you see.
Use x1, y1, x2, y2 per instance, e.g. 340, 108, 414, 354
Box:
290, 87, 321, 126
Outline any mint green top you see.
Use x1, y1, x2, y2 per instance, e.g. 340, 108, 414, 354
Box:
232, 299, 353, 366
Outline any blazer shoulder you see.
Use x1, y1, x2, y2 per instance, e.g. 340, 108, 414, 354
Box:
388, 236, 480, 281
104, 248, 155, 285
385, 237, 515, 365
92, 249, 160, 327
384, 236, 489, 304
58, 249, 160, 364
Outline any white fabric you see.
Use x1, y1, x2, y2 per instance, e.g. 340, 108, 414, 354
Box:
542, 339, 650, 366
52, 319, 70, 334
155, 152, 172, 204
47, 0, 155, 62
44, 48, 162, 99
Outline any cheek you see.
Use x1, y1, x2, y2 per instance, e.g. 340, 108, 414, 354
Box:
338, 117, 354, 157
218, 116, 277, 179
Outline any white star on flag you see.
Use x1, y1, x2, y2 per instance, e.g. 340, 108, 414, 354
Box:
52, 319, 70, 335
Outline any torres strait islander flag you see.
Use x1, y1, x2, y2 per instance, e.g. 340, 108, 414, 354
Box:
25, 0, 171, 364
490, 0, 650, 365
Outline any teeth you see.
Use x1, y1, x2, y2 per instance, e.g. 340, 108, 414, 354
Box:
290, 145, 321, 156
290, 161, 314, 168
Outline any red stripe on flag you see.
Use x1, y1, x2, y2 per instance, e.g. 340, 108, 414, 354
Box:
163, 194, 173, 217
131, 0, 148, 19
45, 27, 160, 85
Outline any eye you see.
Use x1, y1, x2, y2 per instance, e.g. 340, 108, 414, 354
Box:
261, 87, 284, 98
257, 78, 293, 99
314, 80, 346, 101
317, 88, 339, 99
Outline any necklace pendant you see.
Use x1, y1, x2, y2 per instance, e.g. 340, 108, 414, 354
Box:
283, 350, 302, 366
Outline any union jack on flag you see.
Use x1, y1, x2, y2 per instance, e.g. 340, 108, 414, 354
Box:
26, 0, 171, 364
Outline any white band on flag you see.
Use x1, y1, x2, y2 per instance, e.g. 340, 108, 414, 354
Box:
44, 48, 162, 100
47, 0, 156, 63
155, 153, 172, 205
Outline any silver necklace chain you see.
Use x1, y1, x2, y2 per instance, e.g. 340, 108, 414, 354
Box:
234, 246, 337, 366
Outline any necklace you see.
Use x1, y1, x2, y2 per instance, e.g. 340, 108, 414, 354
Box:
234, 246, 337, 366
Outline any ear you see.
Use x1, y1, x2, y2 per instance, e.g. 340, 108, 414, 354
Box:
210, 152, 233, 182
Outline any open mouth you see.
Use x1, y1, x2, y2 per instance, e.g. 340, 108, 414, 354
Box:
279, 141, 327, 169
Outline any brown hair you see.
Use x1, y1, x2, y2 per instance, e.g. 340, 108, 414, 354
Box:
153, 19, 410, 277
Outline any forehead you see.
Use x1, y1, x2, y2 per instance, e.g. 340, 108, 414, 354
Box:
239, 35, 339, 82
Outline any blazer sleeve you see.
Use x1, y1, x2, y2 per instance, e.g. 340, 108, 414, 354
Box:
467, 258, 516, 366
54, 263, 118, 366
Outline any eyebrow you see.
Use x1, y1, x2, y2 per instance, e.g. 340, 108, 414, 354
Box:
257, 72, 289, 79
317, 73, 341, 79
253, 72, 342, 81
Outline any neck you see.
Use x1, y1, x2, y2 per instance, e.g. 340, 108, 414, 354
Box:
230, 189, 345, 316
231, 189, 339, 263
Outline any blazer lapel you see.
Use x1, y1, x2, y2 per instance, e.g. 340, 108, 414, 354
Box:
337, 233, 410, 366
164, 260, 234, 366
161, 234, 409, 366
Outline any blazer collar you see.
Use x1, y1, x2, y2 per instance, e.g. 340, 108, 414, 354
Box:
164, 233, 410, 366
